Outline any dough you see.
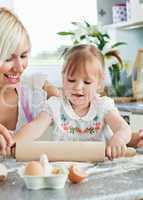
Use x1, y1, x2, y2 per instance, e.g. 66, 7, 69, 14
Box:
125, 147, 136, 157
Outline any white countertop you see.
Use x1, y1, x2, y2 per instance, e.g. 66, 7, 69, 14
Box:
1, 154, 143, 200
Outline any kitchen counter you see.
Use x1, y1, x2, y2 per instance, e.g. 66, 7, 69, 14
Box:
116, 102, 143, 114
1, 154, 143, 200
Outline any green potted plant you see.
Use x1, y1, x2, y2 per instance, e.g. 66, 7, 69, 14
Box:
57, 20, 131, 97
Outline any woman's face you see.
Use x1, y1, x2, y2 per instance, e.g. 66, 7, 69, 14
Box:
0, 41, 29, 86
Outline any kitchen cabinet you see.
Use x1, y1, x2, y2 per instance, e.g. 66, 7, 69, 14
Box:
97, 0, 143, 64
97, 0, 143, 27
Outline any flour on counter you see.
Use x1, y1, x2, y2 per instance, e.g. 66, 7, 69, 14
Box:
89, 154, 143, 178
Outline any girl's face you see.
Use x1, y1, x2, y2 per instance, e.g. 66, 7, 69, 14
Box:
63, 58, 103, 108
0, 40, 29, 86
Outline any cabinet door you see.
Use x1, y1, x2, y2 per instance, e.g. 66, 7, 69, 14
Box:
130, 114, 143, 132
97, 0, 126, 25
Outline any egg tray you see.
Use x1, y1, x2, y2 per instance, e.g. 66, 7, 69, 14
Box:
18, 165, 68, 190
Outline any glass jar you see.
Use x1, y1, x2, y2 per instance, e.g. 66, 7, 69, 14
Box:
132, 49, 143, 98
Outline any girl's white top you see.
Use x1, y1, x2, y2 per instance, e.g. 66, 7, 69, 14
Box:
38, 96, 119, 142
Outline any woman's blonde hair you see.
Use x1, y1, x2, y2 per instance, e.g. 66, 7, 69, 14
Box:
0, 7, 31, 61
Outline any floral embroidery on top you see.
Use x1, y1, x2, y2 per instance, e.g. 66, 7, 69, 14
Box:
60, 113, 102, 136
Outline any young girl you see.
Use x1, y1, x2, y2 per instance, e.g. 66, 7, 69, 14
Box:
2, 44, 132, 160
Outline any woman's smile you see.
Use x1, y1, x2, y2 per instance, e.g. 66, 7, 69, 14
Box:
4, 73, 20, 84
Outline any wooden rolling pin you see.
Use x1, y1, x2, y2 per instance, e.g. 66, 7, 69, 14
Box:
15, 141, 136, 162
15, 141, 105, 162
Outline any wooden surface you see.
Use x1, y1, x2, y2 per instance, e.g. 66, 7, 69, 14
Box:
114, 96, 143, 103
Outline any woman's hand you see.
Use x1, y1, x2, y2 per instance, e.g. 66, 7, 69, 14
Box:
106, 135, 127, 160
128, 130, 143, 148
0, 124, 14, 155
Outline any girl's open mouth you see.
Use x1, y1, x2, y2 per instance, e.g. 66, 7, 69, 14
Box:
72, 94, 84, 97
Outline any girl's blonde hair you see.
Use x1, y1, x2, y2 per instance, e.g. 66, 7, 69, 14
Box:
0, 7, 31, 61
62, 44, 105, 92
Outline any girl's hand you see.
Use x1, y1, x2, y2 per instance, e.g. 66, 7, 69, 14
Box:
106, 144, 127, 160
106, 135, 127, 160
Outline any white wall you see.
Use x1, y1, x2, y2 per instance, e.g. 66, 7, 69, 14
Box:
0, 0, 14, 9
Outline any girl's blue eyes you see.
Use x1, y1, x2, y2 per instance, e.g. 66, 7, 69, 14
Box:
68, 79, 92, 85
84, 81, 92, 85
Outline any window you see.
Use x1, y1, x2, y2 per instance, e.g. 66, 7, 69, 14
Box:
14, 0, 97, 65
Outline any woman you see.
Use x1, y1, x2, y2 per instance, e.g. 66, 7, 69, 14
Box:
0, 7, 47, 155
